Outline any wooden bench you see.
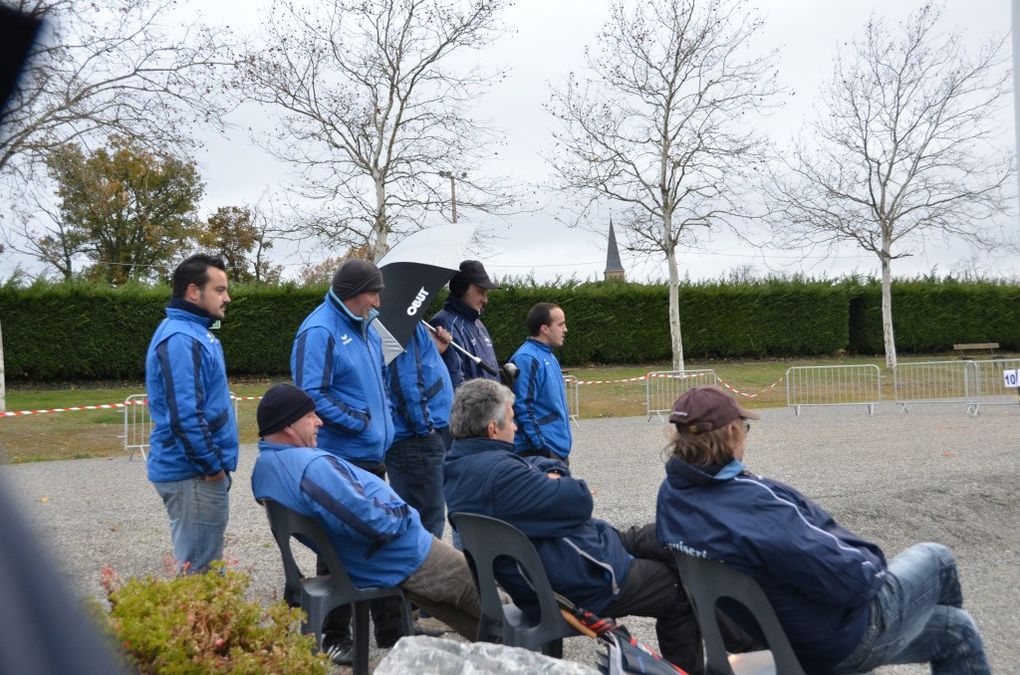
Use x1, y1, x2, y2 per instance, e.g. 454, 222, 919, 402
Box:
953, 342, 999, 356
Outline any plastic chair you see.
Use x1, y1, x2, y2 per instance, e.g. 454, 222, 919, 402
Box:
673, 550, 807, 675
262, 500, 414, 675
450, 512, 578, 657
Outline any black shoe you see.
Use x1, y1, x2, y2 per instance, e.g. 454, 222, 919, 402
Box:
321, 633, 353, 666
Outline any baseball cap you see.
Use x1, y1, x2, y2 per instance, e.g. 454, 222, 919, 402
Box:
669, 386, 760, 434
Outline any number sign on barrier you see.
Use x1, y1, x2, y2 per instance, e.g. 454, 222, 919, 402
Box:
1004, 370, 1019, 388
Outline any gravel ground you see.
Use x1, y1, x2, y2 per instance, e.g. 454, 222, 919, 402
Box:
2, 403, 1018, 673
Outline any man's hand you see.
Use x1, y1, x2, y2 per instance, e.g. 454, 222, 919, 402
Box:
546, 472, 563, 479
205, 470, 226, 482
430, 325, 453, 353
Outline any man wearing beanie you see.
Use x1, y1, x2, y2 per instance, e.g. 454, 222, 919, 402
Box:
290, 258, 399, 661
252, 384, 484, 665
145, 254, 237, 574
431, 259, 500, 388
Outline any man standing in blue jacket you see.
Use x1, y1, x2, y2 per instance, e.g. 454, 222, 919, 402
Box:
290, 259, 399, 664
146, 254, 237, 574
510, 302, 572, 462
444, 379, 705, 673
251, 384, 483, 655
431, 260, 499, 387
387, 322, 457, 538
657, 386, 989, 674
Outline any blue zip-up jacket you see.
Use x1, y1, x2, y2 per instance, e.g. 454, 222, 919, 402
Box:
509, 338, 572, 458
291, 291, 395, 463
145, 301, 238, 482
431, 296, 498, 387
252, 440, 432, 588
389, 323, 454, 441
444, 437, 632, 616
656, 457, 887, 673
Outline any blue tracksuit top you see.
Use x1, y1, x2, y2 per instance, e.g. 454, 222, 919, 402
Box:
444, 437, 632, 616
509, 338, 572, 458
291, 291, 395, 463
145, 302, 239, 482
252, 440, 432, 588
656, 457, 887, 673
389, 322, 455, 441
430, 296, 498, 387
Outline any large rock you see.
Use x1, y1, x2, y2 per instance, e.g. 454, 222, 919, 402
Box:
375, 636, 601, 674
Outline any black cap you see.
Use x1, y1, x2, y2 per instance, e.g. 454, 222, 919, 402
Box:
449, 260, 497, 297
332, 259, 385, 300
258, 384, 315, 437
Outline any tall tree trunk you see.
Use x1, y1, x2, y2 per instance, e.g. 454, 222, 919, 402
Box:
371, 177, 389, 261
880, 253, 897, 370
664, 213, 685, 371
0, 318, 6, 413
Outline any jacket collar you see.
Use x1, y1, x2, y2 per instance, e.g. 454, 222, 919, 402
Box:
325, 288, 378, 336
526, 337, 553, 353
166, 297, 214, 327
665, 456, 745, 488
449, 436, 515, 457
444, 295, 480, 322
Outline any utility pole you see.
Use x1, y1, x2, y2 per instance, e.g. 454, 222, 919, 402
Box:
1014, 0, 1020, 220
439, 171, 466, 223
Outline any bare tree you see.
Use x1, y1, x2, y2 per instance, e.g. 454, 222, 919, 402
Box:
0, 0, 232, 188
548, 0, 778, 371
765, 3, 1013, 369
234, 0, 514, 261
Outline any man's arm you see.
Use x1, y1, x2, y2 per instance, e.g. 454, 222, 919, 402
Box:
154, 333, 225, 477
301, 456, 412, 544
430, 315, 466, 388
511, 353, 546, 451
489, 456, 593, 538
389, 333, 435, 436
292, 327, 370, 434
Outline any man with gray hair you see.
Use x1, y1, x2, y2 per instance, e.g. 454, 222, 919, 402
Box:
442, 379, 708, 673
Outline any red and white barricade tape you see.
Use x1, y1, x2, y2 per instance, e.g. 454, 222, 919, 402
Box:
716, 376, 785, 399
1, 394, 264, 418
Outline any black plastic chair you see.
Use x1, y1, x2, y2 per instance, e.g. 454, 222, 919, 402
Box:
450, 512, 578, 657
262, 500, 414, 675
673, 550, 806, 675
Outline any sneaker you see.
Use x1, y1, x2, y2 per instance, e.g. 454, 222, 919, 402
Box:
321, 634, 354, 666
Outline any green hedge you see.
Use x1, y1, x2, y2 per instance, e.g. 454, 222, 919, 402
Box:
0, 278, 1015, 382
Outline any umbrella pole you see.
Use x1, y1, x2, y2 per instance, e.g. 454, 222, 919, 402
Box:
422, 321, 500, 376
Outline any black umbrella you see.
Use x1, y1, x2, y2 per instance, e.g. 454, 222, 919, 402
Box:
375, 223, 477, 364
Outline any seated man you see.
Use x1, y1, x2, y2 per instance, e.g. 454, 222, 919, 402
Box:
251, 383, 483, 661
657, 386, 990, 674
443, 379, 707, 673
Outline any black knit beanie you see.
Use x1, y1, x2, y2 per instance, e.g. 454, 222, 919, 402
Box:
331, 259, 385, 300
257, 383, 315, 437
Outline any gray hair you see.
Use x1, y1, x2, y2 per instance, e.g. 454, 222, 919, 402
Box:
450, 379, 515, 439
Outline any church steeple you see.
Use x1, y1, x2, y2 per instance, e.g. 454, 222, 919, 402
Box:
604, 219, 625, 281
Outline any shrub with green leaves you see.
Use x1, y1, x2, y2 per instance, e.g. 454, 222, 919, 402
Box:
98, 564, 329, 674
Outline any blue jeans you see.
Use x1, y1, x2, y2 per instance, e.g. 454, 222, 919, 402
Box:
385, 429, 448, 539
152, 475, 230, 573
834, 543, 989, 674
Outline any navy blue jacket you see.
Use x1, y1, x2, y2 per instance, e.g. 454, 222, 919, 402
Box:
252, 440, 432, 588
431, 297, 498, 387
291, 291, 395, 463
389, 323, 455, 441
509, 338, 572, 458
444, 437, 632, 616
656, 457, 887, 673
145, 302, 238, 482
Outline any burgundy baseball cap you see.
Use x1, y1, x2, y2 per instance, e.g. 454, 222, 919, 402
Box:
669, 386, 760, 434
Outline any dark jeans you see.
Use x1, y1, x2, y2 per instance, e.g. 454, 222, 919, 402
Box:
386, 428, 449, 539
605, 524, 760, 675
317, 459, 404, 644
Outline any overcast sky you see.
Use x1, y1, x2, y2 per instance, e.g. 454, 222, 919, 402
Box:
11, 0, 1016, 283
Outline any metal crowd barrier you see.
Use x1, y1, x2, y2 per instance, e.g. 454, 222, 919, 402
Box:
967, 358, 1020, 413
123, 391, 241, 460
785, 364, 882, 415
122, 394, 151, 461
563, 375, 581, 427
893, 360, 973, 413
646, 369, 719, 421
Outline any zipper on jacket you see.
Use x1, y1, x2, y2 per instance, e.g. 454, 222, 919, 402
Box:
564, 539, 620, 595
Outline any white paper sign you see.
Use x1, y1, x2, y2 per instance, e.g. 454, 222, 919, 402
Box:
1003, 370, 1018, 388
